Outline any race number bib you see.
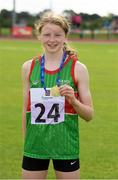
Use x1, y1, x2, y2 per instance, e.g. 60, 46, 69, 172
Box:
30, 88, 65, 125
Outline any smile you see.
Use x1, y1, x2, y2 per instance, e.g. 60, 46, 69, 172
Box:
47, 44, 58, 48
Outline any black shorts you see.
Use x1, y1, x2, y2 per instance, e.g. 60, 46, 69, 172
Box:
22, 156, 80, 172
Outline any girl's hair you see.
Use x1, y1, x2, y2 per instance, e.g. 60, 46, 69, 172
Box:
34, 11, 77, 56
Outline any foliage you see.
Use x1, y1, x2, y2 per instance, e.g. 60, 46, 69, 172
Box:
0, 9, 12, 27
0, 8, 118, 30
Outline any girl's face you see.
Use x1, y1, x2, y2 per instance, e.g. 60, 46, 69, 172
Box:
40, 23, 67, 54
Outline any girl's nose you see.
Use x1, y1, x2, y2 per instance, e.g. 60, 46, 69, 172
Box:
49, 35, 55, 42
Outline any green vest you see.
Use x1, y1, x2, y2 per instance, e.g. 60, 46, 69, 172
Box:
24, 55, 79, 159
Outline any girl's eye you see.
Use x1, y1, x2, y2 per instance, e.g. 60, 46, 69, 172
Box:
43, 34, 50, 37
55, 34, 61, 37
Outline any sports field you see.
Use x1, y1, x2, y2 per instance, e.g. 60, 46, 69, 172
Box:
0, 38, 118, 179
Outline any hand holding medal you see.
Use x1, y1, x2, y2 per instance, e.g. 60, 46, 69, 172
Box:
59, 80, 76, 104
50, 80, 70, 97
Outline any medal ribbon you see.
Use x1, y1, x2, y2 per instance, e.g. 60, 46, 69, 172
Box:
40, 51, 67, 91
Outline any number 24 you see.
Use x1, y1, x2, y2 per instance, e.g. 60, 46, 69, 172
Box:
35, 103, 60, 123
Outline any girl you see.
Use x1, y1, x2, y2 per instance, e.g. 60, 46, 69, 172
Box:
21, 12, 94, 179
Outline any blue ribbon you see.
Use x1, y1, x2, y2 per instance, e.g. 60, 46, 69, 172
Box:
40, 51, 67, 91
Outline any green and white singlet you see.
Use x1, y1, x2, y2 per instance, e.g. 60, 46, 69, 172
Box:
23, 55, 80, 160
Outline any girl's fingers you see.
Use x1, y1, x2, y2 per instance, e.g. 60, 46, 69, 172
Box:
60, 89, 72, 95
59, 85, 73, 92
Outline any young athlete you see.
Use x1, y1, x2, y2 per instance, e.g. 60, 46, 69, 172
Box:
21, 11, 94, 179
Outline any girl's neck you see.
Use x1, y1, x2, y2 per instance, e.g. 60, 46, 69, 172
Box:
44, 50, 65, 70
44, 50, 64, 63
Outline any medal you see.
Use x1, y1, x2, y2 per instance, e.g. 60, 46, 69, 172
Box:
40, 52, 67, 94
50, 85, 60, 96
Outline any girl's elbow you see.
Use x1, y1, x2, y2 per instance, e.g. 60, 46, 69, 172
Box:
85, 108, 94, 122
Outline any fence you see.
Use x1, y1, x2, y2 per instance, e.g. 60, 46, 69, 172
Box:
0, 28, 118, 40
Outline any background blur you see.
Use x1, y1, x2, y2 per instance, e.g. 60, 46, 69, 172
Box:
0, 0, 118, 40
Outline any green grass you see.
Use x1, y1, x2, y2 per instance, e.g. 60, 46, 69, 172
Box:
0, 39, 118, 179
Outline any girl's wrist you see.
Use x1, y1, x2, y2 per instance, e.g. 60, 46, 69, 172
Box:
71, 97, 80, 108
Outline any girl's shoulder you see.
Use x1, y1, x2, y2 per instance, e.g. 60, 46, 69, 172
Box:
75, 60, 87, 72
22, 59, 33, 79
74, 60, 89, 83
22, 59, 33, 69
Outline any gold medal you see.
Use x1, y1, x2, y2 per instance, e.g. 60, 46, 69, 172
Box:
50, 85, 60, 96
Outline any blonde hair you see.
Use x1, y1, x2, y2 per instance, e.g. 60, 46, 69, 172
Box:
34, 11, 77, 56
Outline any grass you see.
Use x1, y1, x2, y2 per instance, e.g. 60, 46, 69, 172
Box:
0, 39, 118, 179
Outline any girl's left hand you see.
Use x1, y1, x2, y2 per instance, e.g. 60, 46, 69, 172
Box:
59, 85, 76, 104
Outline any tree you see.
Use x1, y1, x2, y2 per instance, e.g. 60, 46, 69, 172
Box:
0, 9, 12, 27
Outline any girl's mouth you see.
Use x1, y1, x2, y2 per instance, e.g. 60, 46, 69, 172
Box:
47, 44, 58, 48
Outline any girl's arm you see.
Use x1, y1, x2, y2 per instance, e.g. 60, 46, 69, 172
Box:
59, 61, 94, 121
21, 60, 32, 136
